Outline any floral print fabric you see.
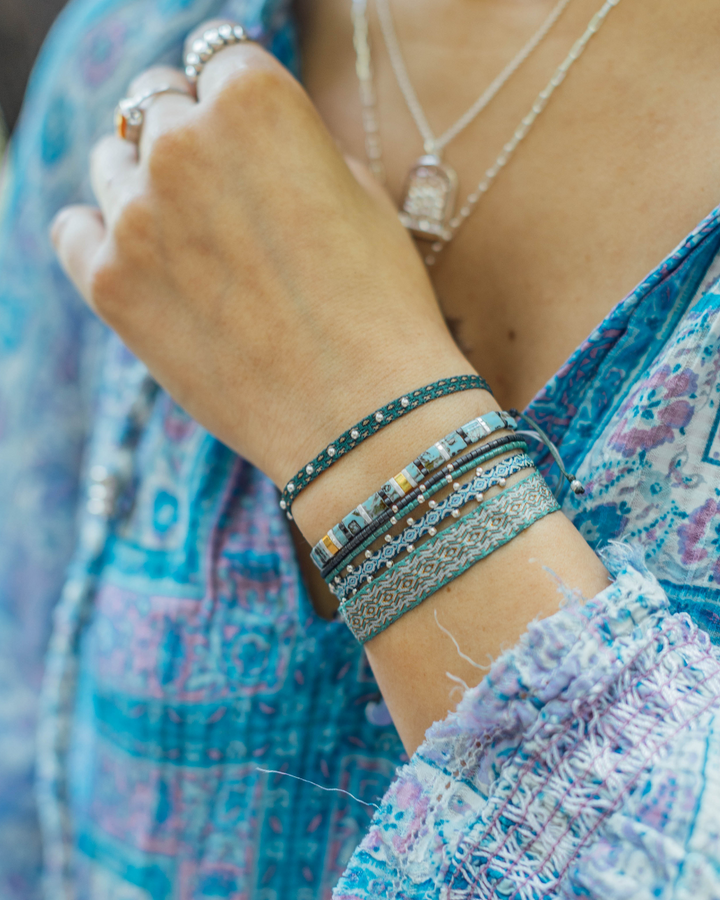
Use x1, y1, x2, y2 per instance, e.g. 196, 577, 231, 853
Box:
2, 0, 720, 897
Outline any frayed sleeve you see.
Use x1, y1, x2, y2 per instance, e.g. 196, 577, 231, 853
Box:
334, 545, 720, 899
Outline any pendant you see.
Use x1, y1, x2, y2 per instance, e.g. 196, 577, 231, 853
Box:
398, 155, 458, 243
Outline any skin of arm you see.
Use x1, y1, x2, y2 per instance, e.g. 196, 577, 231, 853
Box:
51, 29, 608, 755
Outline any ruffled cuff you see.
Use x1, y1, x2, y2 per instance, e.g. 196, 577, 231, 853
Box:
334, 544, 720, 899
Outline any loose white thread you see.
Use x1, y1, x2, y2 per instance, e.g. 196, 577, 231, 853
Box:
255, 767, 380, 809
435, 609, 492, 671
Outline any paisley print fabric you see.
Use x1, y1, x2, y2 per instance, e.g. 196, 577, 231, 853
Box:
2, 0, 720, 896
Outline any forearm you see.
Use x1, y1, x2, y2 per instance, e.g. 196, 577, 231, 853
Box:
292, 383, 608, 754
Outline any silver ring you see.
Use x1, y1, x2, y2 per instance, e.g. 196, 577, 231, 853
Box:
184, 22, 250, 84
114, 85, 191, 143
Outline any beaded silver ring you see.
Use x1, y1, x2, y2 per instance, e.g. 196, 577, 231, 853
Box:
184, 23, 250, 84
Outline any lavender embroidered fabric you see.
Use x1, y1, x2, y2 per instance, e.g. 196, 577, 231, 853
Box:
334, 546, 720, 899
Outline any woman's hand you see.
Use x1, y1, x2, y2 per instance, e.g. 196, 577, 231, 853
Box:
51, 26, 470, 491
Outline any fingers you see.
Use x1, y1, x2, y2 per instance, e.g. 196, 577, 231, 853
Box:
50, 205, 107, 303
126, 65, 196, 160
90, 135, 137, 223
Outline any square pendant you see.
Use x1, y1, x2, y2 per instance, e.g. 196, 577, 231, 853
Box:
398, 155, 458, 242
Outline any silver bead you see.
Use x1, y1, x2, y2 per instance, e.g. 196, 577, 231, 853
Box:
185, 52, 201, 67
185, 65, 199, 83
407, 517, 414, 526
306, 464, 314, 475
334, 576, 341, 584
279, 500, 287, 510
365, 550, 372, 559
384, 535, 392, 543
417, 494, 425, 503
286, 512, 293, 521
205, 28, 224, 49
499, 477, 507, 487
429, 527, 437, 536
327, 446, 336, 457
391, 505, 399, 514
233, 24, 247, 41
90, 465, 109, 483
218, 23, 235, 41
446, 474, 453, 484
386, 560, 393, 568
375, 412, 384, 423
476, 467, 483, 476
287, 482, 295, 493
420, 484, 428, 492
475, 493, 484, 502
453, 483, 460, 491
351, 429, 360, 440
429, 500, 437, 509
447, 464, 454, 472
451, 510, 460, 518
390, 516, 397, 525
347, 565, 354, 573
407, 544, 415, 553
571, 479, 585, 495
192, 39, 212, 61
400, 397, 410, 408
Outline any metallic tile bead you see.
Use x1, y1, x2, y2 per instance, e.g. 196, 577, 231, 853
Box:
306, 464, 314, 475
445, 474, 453, 484
407, 517, 414, 526
453, 483, 460, 491
429, 500, 437, 509
391, 505, 399, 513
334, 576, 341, 583
279, 500, 287, 510
365, 550, 372, 559
347, 565, 354, 573
327, 446, 336, 457
286, 512, 293, 520
407, 544, 415, 553
400, 397, 410, 408
384, 535, 392, 543
447, 464, 455, 472
386, 560, 393, 568
475, 493, 484, 502
499, 477, 507, 486
351, 429, 360, 440
375, 412, 384, 423
451, 510, 460, 518
390, 516, 397, 525
287, 482, 295, 493
417, 494, 425, 503
428, 527, 437, 536
420, 483, 428, 492
476, 467, 483, 476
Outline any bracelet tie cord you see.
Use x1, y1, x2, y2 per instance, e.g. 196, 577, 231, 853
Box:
280, 374, 492, 516
340, 469, 560, 644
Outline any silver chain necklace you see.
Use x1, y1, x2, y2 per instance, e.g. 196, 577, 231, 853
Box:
352, 0, 622, 266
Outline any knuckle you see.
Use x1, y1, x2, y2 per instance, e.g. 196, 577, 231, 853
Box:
213, 64, 295, 120
146, 124, 198, 184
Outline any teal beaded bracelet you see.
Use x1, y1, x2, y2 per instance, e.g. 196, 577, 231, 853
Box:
280, 374, 492, 515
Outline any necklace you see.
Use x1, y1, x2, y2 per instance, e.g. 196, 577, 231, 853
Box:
353, 0, 622, 266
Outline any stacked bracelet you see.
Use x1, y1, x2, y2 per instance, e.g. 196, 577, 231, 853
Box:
340, 470, 560, 643
321, 435, 526, 581
311, 410, 517, 569
280, 374, 492, 515
333, 451, 535, 600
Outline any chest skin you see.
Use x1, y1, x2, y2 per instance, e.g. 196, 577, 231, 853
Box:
296, 0, 720, 411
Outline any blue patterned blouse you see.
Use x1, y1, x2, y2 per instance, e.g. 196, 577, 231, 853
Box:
2, 1, 720, 898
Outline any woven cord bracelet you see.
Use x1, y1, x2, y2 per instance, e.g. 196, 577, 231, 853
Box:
280, 374, 492, 515
334, 452, 535, 600
340, 470, 560, 643
321, 434, 526, 581
310, 409, 517, 569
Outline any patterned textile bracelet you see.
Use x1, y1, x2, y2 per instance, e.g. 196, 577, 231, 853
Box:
321, 436, 527, 581
333, 452, 535, 600
340, 470, 560, 644
280, 374, 492, 515
310, 410, 517, 569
